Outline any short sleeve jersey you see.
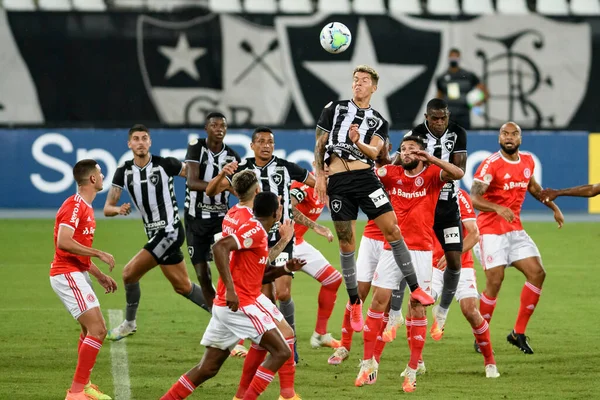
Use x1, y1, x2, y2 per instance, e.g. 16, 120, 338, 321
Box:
221, 204, 254, 238
376, 164, 446, 251
433, 189, 476, 270
317, 100, 389, 166
50, 194, 96, 276
213, 218, 270, 308
474, 151, 535, 235
290, 180, 324, 244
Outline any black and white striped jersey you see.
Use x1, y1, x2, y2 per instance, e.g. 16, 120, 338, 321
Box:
184, 138, 241, 220
317, 99, 389, 166
235, 156, 309, 222
112, 155, 182, 238
400, 121, 467, 222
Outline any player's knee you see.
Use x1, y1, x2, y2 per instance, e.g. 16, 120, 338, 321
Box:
89, 323, 107, 340
529, 266, 546, 286
278, 343, 292, 362
174, 281, 192, 296
278, 323, 294, 339
382, 224, 402, 242
276, 288, 291, 302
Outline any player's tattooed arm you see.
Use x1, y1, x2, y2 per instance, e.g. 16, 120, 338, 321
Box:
103, 186, 131, 217
291, 201, 334, 242
450, 152, 467, 172
268, 238, 292, 265
471, 180, 516, 223
529, 176, 564, 228
314, 127, 329, 176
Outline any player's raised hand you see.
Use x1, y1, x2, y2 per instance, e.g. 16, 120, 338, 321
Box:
226, 289, 239, 312
119, 203, 131, 216
554, 209, 565, 229
314, 224, 334, 242
495, 205, 515, 223
315, 175, 328, 205
222, 161, 238, 176
98, 274, 118, 294
285, 258, 307, 272
436, 255, 447, 271
279, 219, 295, 243
97, 251, 115, 271
540, 188, 558, 203
410, 149, 431, 162
349, 124, 360, 144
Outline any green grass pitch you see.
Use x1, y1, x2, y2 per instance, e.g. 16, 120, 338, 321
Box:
1, 219, 599, 399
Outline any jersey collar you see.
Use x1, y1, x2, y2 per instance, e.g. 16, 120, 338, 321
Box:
424, 121, 448, 140
133, 155, 153, 170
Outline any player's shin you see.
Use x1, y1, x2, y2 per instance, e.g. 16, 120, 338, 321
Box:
235, 344, 268, 399
473, 319, 496, 366
315, 266, 342, 335
278, 337, 297, 399
71, 336, 103, 393
438, 263, 461, 312
125, 282, 141, 322
183, 283, 211, 313
340, 301, 353, 350
388, 240, 419, 292
160, 375, 196, 400
479, 292, 497, 324
363, 308, 384, 360
374, 313, 388, 363
408, 310, 427, 370
340, 251, 360, 304
514, 282, 542, 334
243, 365, 276, 400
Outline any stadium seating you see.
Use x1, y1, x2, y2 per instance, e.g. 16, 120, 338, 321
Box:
462, 0, 495, 15
427, 0, 461, 15
353, 0, 386, 15
245, 0, 277, 13
496, 0, 531, 14
279, 0, 313, 13
389, 0, 422, 14
1, 0, 596, 16
571, 0, 600, 15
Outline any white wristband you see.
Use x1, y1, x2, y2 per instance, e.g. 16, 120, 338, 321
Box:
283, 265, 291, 273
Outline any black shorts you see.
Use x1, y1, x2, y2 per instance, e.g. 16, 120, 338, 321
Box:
185, 215, 223, 264
433, 220, 464, 253
327, 168, 393, 221
267, 224, 294, 267
144, 223, 185, 265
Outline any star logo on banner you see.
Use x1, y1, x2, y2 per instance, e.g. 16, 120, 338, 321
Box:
158, 34, 206, 80
303, 19, 426, 121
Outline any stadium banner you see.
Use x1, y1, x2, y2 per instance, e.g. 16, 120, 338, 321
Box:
3, 11, 598, 130
0, 129, 588, 212
589, 134, 600, 213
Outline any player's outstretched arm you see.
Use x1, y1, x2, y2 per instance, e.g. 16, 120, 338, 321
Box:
57, 226, 115, 269
541, 183, 600, 201
263, 258, 307, 284
528, 175, 564, 228
103, 186, 131, 217
291, 198, 334, 242
267, 220, 294, 264
413, 150, 464, 181
205, 161, 238, 197
212, 236, 239, 311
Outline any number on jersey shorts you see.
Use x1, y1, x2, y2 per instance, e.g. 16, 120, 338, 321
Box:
201, 301, 278, 351
480, 230, 541, 270
50, 271, 100, 320
372, 250, 433, 293
356, 236, 385, 283
431, 267, 479, 302
293, 240, 330, 278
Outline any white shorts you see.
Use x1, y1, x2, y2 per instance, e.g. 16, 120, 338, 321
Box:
50, 271, 100, 320
255, 293, 284, 322
480, 230, 541, 270
357, 236, 385, 283
431, 268, 479, 302
372, 250, 432, 293
294, 240, 330, 278
201, 298, 278, 351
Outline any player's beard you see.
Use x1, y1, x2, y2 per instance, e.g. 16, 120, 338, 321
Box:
401, 159, 420, 171
500, 143, 519, 155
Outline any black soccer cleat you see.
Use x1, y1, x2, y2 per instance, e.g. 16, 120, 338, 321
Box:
507, 330, 534, 354
474, 339, 482, 353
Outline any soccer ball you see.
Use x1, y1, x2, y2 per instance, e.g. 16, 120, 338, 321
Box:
320, 22, 352, 54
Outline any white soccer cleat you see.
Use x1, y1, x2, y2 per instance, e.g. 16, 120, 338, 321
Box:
401, 360, 426, 377
310, 332, 341, 349
382, 312, 404, 343
485, 364, 500, 378
327, 346, 349, 365
430, 305, 448, 341
402, 366, 417, 393
106, 320, 137, 341
355, 358, 377, 387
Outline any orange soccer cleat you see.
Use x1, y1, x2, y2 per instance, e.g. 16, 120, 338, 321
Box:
410, 287, 435, 306
350, 301, 364, 332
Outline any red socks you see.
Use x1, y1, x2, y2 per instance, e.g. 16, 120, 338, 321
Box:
71, 335, 102, 393
235, 344, 267, 399
77, 333, 85, 353
514, 282, 542, 334
479, 292, 497, 323
243, 366, 275, 400
472, 320, 496, 366
373, 313, 388, 363
362, 309, 384, 360
315, 266, 342, 335
405, 317, 412, 351
278, 337, 296, 399
340, 301, 353, 350
408, 317, 427, 370
160, 375, 196, 400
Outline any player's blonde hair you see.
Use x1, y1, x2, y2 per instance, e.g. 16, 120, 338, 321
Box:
353, 65, 379, 85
